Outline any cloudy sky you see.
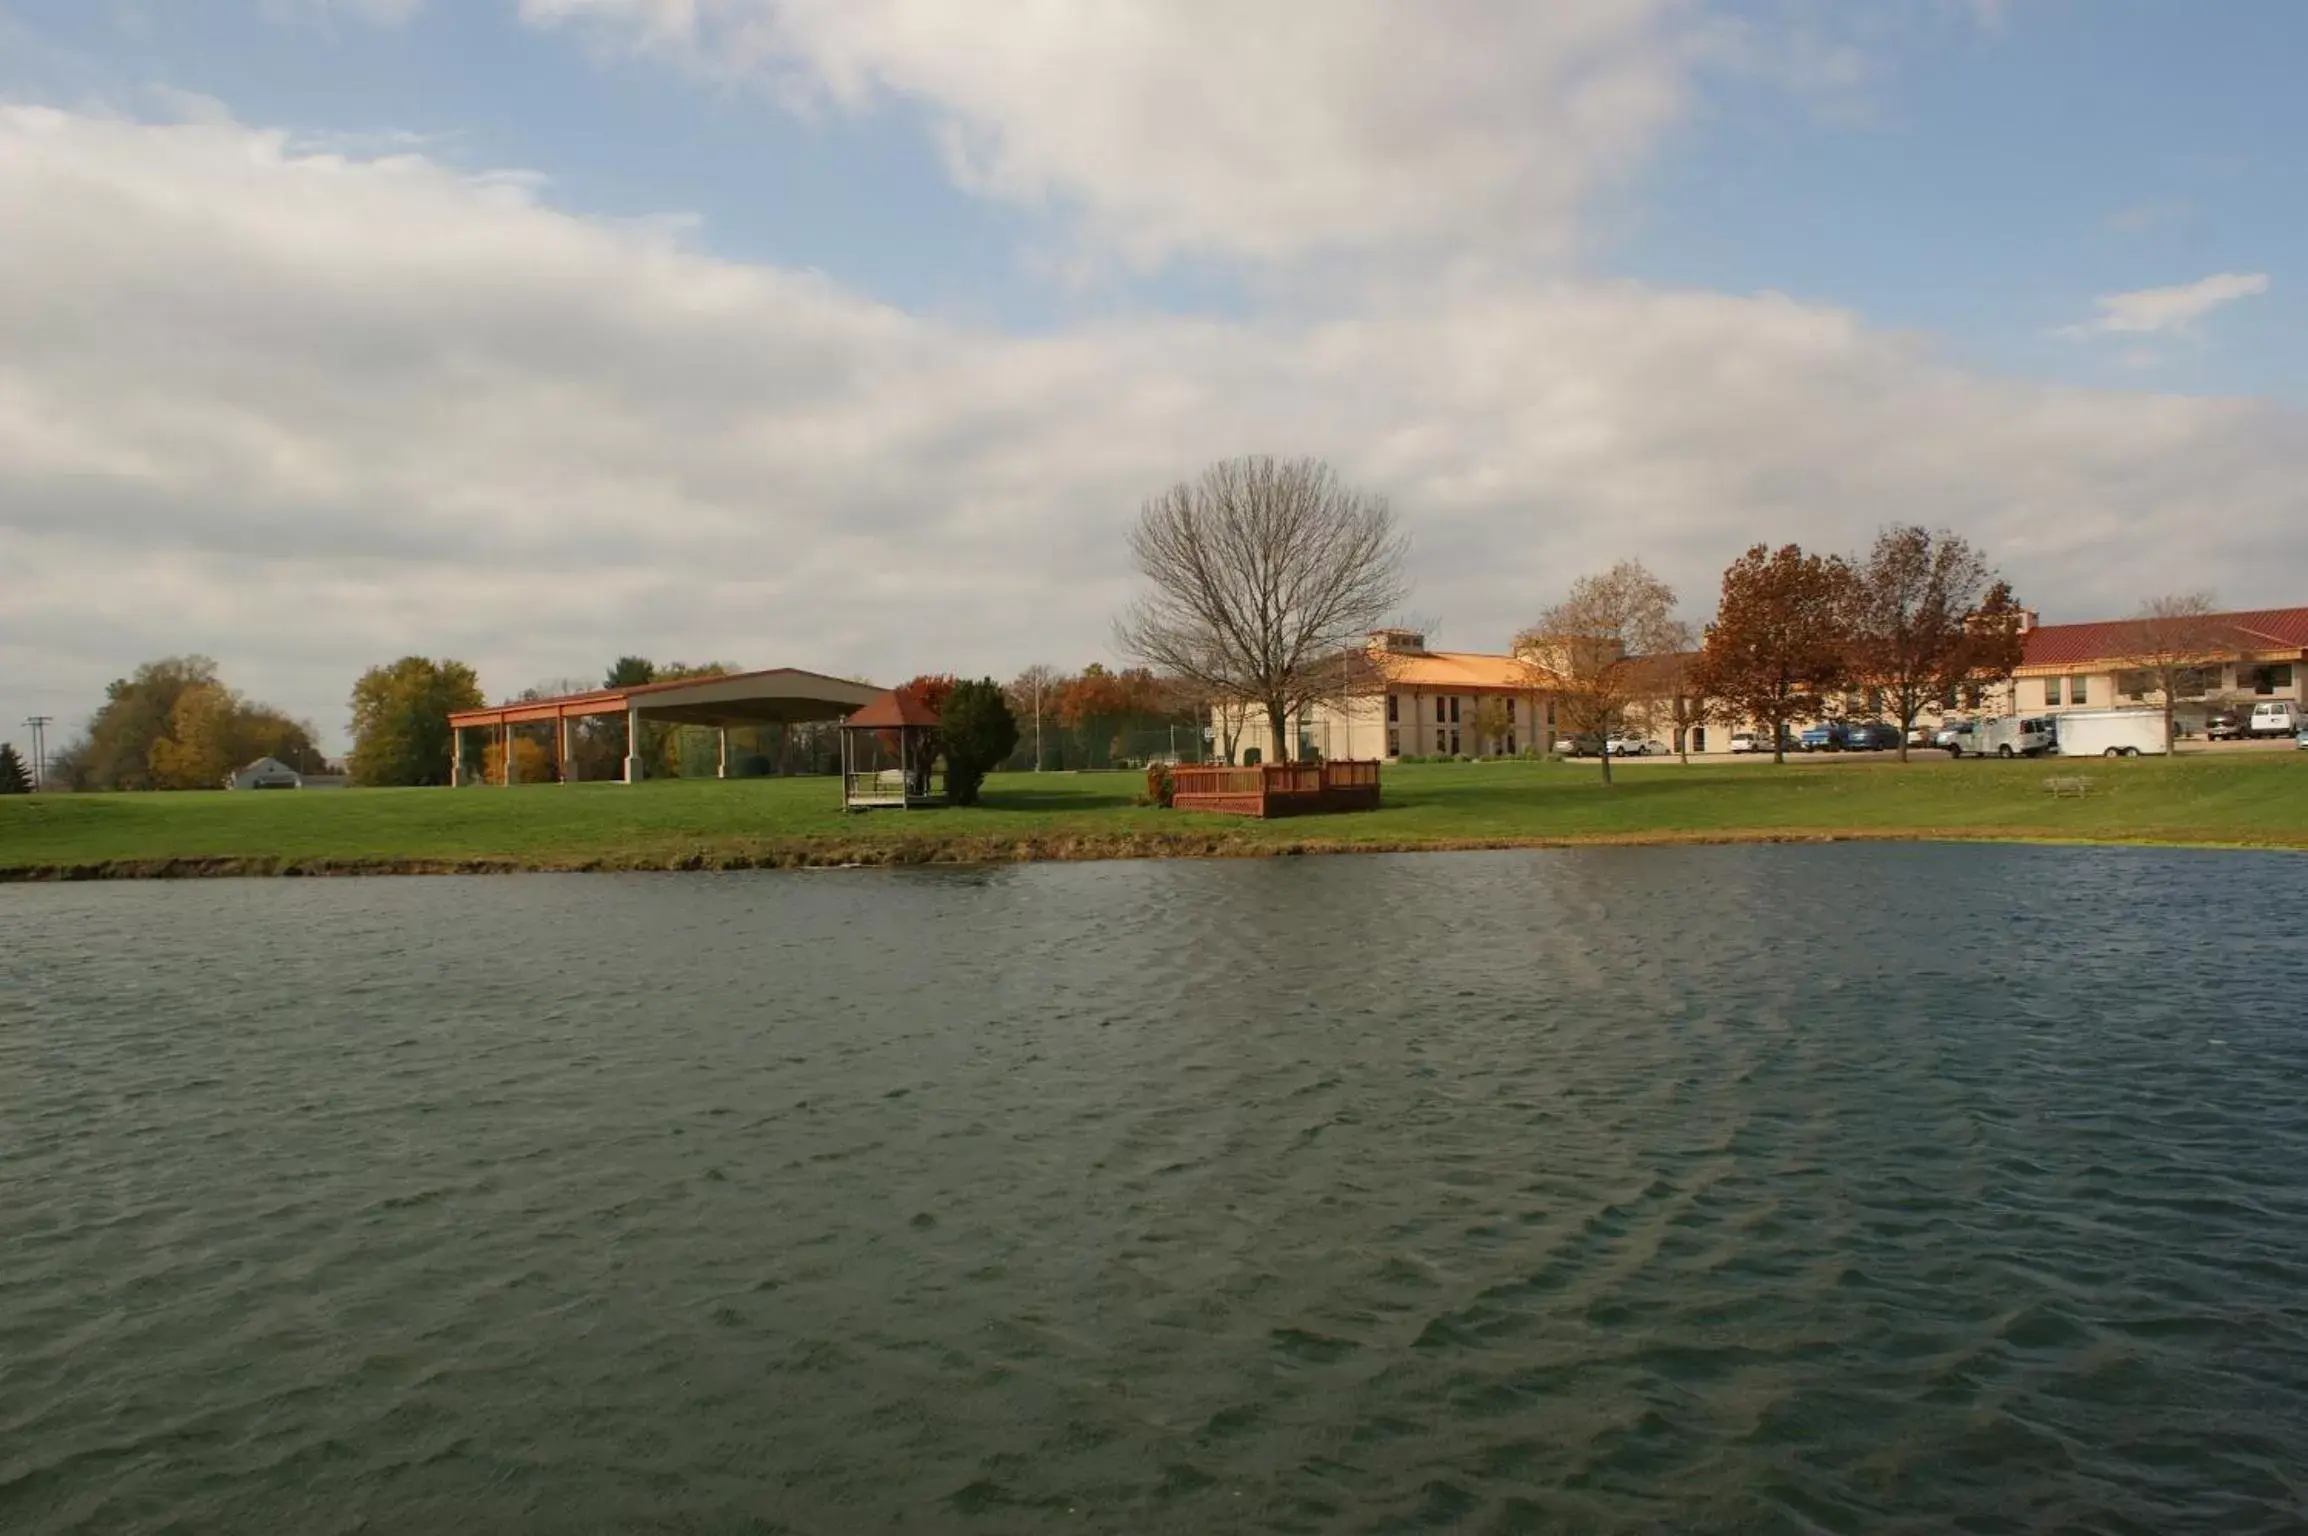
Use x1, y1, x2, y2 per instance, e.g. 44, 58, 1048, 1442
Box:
2, 0, 2301, 753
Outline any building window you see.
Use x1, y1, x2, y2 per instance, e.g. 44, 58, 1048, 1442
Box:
1449, 697, 1461, 724
2249, 664, 2295, 695
1387, 693, 1399, 723
1504, 733, 1516, 755
1435, 696, 1447, 724
2179, 666, 2217, 699
2069, 676, 2087, 705
1387, 730, 1399, 758
1546, 701, 1556, 727
1505, 698, 1516, 723
2044, 678, 2062, 707
1693, 727, 1707, 753
2117, 670, 2148, 701
1450, 730, 1461, 755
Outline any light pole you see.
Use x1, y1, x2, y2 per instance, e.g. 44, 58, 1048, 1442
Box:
23, 716, 50, 791
1033, 673, 1043, 771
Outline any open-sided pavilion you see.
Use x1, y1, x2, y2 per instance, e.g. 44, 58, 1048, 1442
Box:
447, 667, 881, 785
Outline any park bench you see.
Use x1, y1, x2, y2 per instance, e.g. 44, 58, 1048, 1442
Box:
2043, 776, 2092, 799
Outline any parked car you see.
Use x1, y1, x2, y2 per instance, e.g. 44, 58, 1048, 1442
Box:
2297, 725, 2308, 751
1936, 721, 1975, 754
1798, 722, 1851, 752
1553, 734, 1605, 757
1844, 722, 1902, 752
1729, 731, 1764, 754
1605, 734, 1656, 757
2249, 701, 2301, 737
2205, 709, 2248, 740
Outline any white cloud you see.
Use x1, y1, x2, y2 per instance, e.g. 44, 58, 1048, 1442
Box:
2, 106, 2303, 751
2061, 272, 2271, 338
517, 0, 1692, 272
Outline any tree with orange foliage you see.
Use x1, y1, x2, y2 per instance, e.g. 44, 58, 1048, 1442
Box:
1692, 544, 1854, 765
897, 675, 958, 714
888, 674, 958, 782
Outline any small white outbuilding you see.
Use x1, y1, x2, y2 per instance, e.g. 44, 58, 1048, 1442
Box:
227, 757, 305, 791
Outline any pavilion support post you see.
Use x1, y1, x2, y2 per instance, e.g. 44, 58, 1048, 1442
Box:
624, 705, 643, 785
718, 726, 729, 780
450, 726, 465, 787
503, 721, 515, 786
559, 715, 573, 783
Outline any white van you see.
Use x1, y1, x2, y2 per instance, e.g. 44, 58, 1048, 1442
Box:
1965, 715, 2057, 758
2249, 701, 2300, 737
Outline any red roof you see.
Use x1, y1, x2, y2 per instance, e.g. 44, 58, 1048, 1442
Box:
845, 689, 941, 729
2021, 606, 2308, 669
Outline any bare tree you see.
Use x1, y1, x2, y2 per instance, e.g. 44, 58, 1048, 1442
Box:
1846, 527, 2028, 761
1633, 624, 1708, 762
2113, 591, 2231, 747
1468, 697, 1512, 756
1516, 560, 1682, 784
1118, 456, 1409, 764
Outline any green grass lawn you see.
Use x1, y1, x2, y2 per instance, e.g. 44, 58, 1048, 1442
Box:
2, 753, 2303, 877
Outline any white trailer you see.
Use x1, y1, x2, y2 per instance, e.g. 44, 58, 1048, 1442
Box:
1966, 715, 2057, 758
2053, 708, 2169, 757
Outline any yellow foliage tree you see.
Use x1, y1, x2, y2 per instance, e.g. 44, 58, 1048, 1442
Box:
481, 735, 555, 786
147, 683, 245, 789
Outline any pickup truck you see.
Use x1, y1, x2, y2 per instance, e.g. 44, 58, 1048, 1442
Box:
1798, 722, 1851, 752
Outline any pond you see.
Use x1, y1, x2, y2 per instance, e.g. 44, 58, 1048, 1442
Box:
4, 846, 2305, 1532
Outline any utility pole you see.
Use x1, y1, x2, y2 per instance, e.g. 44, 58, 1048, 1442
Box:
23, 716, 51, 791
1033, 674, 1043, 772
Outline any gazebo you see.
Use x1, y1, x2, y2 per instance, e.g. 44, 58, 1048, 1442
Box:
841, 689, 945, 810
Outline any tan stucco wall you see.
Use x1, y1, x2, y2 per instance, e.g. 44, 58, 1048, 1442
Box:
1213, 686, 1556, 762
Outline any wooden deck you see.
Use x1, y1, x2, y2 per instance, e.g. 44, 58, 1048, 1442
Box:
1169, 760, 1382, 818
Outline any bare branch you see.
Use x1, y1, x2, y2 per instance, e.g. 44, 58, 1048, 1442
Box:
1116, 455, 1409, 762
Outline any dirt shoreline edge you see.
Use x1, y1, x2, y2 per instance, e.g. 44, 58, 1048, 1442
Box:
5, 826, 2298, 881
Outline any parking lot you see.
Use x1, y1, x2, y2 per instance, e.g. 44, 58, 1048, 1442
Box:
1564, 734, 2301, 766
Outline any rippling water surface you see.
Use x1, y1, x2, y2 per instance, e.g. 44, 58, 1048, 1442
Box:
5, 846, 2308, 1533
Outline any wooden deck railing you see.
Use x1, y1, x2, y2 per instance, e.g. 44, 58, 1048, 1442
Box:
1168, 760, 1382, 818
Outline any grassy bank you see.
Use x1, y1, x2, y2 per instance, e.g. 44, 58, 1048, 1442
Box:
2, 754, 2303, 879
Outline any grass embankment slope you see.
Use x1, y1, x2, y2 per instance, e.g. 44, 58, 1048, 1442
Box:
3, 754, 2302, 879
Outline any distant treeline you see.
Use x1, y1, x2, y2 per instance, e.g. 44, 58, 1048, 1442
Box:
46, 653, 1215, 791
